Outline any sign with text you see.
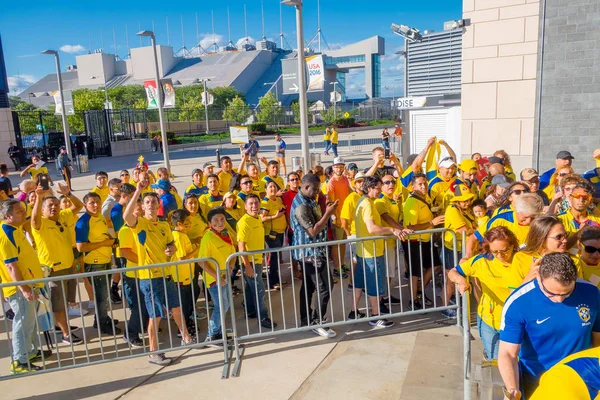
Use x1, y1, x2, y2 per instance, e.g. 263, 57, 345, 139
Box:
395, 96, 427, 110
281, 58, 300, 95
53, 90, 74, 115
281, 55, 326, 95
306, 55, 324, 92
229, 126, 249, 144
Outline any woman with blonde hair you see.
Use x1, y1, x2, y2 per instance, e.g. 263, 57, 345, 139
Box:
493, 150, 516, 181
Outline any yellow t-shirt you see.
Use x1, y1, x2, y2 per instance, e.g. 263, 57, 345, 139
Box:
511, 251, 583, 279
323, 130, 331, 141
118, 226, 138, 279
199, 229, 236, 287
330, 129, 339, 144
29, 165, 48, 180
172, 189, 183, 209
260, 197, 287, 234
171, 230, 195, 285
340, 191, 361, 235
578, 255, 600, 288
261, 175, 285, 193
557, 210, 600, 241
444, 204, 474, 252
60, 208, 77, 247
187, 213, 208, 243
0, 222, 44, 297
475, 215, 490, 230
375, 194, 401, 251
218, 169, 238, 193
131, 217, 174, 279
403, 194, 434, 242
428, 174, 456, 211
530, 347, 600, 400
32, 215, 74, 272
237, 213, 265, 264
76, 212, 113, 265
224, 207, 244, 232
457, 254, 526, 330
474, 210, 530, 248
199, 192, 224, 219
90, 186, 109, 205
355, 197, 385, 258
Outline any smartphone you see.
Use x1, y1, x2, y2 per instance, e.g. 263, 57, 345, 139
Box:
384, 149, 391, 159
39, 174, 50, 190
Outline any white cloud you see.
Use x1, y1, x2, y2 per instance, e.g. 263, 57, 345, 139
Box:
236, 36, 256, 47
59, 44, 86, 54
328, 43, 344, 50
198, 33, 224, 50
7, 74, 37, 95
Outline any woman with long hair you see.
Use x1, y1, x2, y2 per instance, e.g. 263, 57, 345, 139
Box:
484, 183, 507, 212
183, 193, 209, 306
543, 166, 575, 200
447, 226, 521, 360
493, 150, 516, 181
494, 181, 530, 216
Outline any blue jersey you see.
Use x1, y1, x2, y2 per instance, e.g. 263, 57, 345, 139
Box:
500, 278, 600, 379
583, 168, 600, 199
539, 167, 556, 191
110, 202, 125, 232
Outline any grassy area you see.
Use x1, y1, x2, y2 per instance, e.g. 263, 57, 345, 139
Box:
174, 132, 230, 144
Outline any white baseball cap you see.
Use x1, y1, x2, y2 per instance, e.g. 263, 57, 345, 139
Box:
333, 157, 345, 166
438, 157, 456, 169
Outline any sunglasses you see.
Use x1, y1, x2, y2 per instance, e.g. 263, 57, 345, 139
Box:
510, 189, 526, 195
55, 221, 64, 233
382, 180, 396, 185
490, 247, 512, 256
241, 181, 253, 185
120, 174, 129, 177
583, 245, 600, 254
571, 193, 592, 201
558, 172, 569, 177
549, 233, 567, 241
540, 278, 574, 298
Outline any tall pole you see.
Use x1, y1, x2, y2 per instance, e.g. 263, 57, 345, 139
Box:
203, 79, 210, 134
333, 82, 337, 120
53, 53, 72, 157
293, 2, 310, 172
150, 34, 171, 171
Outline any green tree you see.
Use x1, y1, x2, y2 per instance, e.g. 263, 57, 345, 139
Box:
108, 85, 146, 109
257, 92, 283, 125
322, 107, 337, 124
223, 96, 252, 124
68, 89, 105, 133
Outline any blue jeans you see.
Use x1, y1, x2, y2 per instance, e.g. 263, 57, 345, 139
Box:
382, 140, 390, 150
331, 143, 338, 157
85, 263, 111, 327
355, 256, 386, 297
324, 140, 331, 153
478, 316, 500, 360
243, 263, 268, 320
123, 276, 149, 339
7, 289, 40, 364
208, 283, 231, 337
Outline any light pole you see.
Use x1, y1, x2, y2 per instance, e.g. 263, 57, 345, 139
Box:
282, 0, 310, 172
330, 81, 339, 120
137, 30, 170, 171
263, 81, 279, 102
42, 49, 72, 157
199, 78, 211, 134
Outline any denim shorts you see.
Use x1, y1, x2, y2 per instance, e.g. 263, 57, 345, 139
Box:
139, 278, 180, 319
478, 316, 500, 360
354, 256, 386, 297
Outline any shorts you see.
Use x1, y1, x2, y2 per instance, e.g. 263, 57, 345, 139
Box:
401, 240, 441, 277
333, 225, 347, 241
354, 256, 386, 297
48, 268, 77, 312
276, 152, 285, 158
139, 278, 180, 319
442, 246, 458, 270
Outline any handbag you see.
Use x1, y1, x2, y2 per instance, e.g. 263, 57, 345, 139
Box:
36, 288, 54, 332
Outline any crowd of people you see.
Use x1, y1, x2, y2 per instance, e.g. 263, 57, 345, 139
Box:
1, 134, 600, 398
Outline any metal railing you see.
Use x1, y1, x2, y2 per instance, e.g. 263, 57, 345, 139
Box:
0, 257, 231, 380
0, 231, 472, 397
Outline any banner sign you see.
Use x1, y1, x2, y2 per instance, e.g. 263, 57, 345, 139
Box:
144, 80, 160, 109
144, 79, 177, 109
53, 90, 74, 115
395, 96, 427, 110
230, 126, 249, 144
306, 54, 324, 92
162, 79, 176, 108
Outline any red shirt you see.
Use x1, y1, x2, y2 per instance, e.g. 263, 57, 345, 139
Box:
281, 189, 298, 220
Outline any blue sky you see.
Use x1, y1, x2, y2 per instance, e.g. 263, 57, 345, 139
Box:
1, 0, 461, 98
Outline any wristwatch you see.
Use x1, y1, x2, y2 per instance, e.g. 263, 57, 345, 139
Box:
502, 387, 521, 400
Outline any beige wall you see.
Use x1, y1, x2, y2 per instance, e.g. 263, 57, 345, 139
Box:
0, 109, 17, 167
461, 0, 540, 173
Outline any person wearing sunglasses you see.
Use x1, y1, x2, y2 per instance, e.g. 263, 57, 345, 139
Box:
119, 170, 131, 184
520, 168, 549, 207
498, 252, 600, 400
493, 182, 530, 217
547, 173, 584, 215
31, 183, 85, 346
448, 227, 521, 360
542, 165, 574, 201
558, 181, 600, 251
578, 226, 600, 287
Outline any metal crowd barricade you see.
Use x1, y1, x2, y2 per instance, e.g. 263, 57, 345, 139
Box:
224, 228, 472, 398
0, 257, 232, 380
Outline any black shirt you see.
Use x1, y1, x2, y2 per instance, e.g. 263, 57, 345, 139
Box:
0, 176, 13, 198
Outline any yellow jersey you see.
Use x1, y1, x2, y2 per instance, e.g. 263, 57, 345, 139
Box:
474, 210, 530, 248
340, 191, 361, 235
330, 129, 339, 144
90, 186, 109, 205
375, 194, 401, 251
261, 175, 285, 193
131, 217, 174, 279
444, 204, 475, 252
187, 213, 208, 243
29, 165, 48, 180
199, 229, 236, 287
403, 194, 434, 242
171, 231, 195, 285
218, 169, 238, 193
199, 192, 224, 219
512, 251, 583, 279
355, 197, 385, 258
428, 173, 456, 211
578, 255, 600, 288
76, 212, 113, 264
0, 221, 44, 297
237, 213, 265, 264
118, 226, 138, 279
32, 214, 74, 272
260, 197, 287, 234
557, 210, 600, 241
224, 207, 245, 233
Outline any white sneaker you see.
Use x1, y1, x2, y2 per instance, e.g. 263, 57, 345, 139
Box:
87, 301, 95, 309
68, 306, 89, 317
312, 326, 337, 338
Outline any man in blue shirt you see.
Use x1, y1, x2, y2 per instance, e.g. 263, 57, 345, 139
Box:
152, 179, 177, 221
243, 135, 260, 172
539, 150, 574, 191
498, 253, 600, 399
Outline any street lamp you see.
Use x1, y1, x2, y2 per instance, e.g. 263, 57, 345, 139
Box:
263, 82, 279, 102
330, 81, 340, 120
282, 0, 310, 172
198, 78, 212, 134
42, 49, 72, 157
136, 30, 170, 171
90, 75, 110, 109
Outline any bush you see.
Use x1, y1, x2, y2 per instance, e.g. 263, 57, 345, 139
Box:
248, 122, 267, 134
334, 117, 355, 128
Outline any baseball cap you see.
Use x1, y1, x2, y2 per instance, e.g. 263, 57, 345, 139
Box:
476, 156, 490, 166
333, 157, 345, 166
556, 151, 574, 160
488, 156, 504, 165
451, 184, 475, 202
520, 168, 539, 181
438, 157, 456, 169
191, 168, 202, 176
202, 162, 214, 169
59, 146, 66, 150
458, 159, 478, 172
354, 172, 367, 181
151, 179, 172, 191
347, 162, 358, 171
491, 175, 511, 189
